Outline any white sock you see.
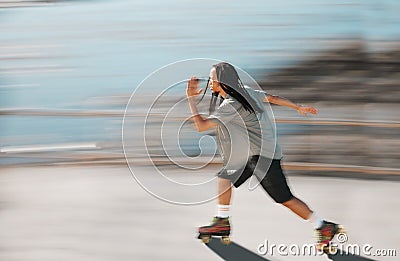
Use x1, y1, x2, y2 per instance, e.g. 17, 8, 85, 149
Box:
217, 204, 230, 218
308, 212, 323, 229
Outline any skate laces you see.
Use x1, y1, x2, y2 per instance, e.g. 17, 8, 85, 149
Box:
211, 217, 230, 227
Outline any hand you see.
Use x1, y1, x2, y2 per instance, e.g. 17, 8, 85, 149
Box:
186, 77, 203, 97
297, 105, 318, 116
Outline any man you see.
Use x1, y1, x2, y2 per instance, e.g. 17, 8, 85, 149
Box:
186, 62, 343, 250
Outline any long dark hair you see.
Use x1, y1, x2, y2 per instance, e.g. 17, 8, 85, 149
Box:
213, 62, 263, 114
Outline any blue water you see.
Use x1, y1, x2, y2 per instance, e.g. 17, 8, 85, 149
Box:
0, 0, 399, 147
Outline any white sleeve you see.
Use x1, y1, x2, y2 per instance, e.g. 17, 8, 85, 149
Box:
245, 86, 267, 102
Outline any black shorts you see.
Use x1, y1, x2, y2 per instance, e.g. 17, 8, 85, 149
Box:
217, 155, 293, 203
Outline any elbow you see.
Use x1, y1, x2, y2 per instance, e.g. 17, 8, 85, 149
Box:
196, 125, 208, 132
194, 118, 215, 132
196, 121, 213, 132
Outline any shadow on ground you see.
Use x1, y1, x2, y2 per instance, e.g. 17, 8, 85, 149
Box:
328, 250, 377, 261
205, 239, 274, 261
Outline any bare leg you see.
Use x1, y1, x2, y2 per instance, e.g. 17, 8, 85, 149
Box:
218, 177, 232, 205
282, 197, 313, 220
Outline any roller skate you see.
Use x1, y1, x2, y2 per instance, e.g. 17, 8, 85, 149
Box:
315, 220, 346, 254
197, 217, 231, 245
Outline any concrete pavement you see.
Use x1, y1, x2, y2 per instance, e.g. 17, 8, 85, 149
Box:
0, 165, 398, 260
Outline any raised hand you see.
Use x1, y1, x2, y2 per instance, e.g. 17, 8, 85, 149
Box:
186, 77, 203, 97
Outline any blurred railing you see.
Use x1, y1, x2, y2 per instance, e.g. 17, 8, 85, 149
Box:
1, 108, 399, 180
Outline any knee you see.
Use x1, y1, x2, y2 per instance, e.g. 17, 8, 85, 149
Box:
281, 197, 296, 207
263, 184, 293, 204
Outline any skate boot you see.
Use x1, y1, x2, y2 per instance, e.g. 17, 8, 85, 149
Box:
315, 220, 345, 254
198, 217, 231, 245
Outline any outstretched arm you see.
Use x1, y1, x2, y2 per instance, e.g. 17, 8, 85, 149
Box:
187, 77, 217, 132
264, 94, 318, 116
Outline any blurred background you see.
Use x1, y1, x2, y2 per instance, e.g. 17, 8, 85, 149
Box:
0, 0, 399, 260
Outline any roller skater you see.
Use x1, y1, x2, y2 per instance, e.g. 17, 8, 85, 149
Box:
186, 62, 344, 251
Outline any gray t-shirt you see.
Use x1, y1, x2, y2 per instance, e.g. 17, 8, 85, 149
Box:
208, 87, 282, 171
